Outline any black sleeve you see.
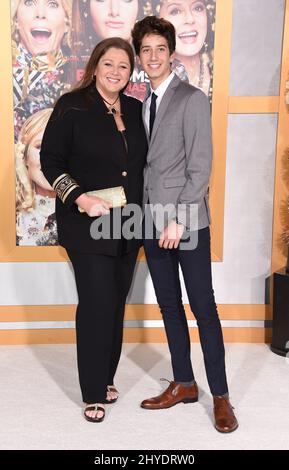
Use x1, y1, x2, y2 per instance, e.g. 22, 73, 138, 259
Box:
40, 94, 85, 209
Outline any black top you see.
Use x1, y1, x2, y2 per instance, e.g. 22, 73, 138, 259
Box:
40, 84, 147, 255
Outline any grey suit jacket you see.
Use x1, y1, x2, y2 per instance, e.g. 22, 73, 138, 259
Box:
143, 74, 212, 231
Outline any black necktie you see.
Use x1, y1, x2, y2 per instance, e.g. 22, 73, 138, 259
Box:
149, 92, 157, 138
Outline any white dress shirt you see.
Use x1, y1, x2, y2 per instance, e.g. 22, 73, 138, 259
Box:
144, 72, 175, 134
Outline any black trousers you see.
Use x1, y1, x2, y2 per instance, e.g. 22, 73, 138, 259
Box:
67, 246, 138, 403
143, 226, 228, 396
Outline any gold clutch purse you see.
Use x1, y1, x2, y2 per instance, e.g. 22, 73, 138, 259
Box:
78, 186, 127, 213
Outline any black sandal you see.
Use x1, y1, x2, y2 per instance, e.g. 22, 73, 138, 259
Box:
84, 404, 105, 423
104, 386, 119, 404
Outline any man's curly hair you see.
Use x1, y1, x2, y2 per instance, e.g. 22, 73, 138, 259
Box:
132, 15, 176, 56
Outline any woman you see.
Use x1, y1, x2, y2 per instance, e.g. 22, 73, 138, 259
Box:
72, 0, 139, 56
16, 108, 58, 246
12, 0, 73, 137
90, 0, 139, 42
72, 0, 150, 100
156, 0, 215, 102
40, 37, 147, 422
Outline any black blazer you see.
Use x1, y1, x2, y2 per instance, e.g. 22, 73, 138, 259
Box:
40, 85, 147, 255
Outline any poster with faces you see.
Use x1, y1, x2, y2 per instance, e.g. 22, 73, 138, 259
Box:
12, 0, 215, 246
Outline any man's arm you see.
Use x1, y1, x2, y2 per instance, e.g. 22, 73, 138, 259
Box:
176, 89, 212, 230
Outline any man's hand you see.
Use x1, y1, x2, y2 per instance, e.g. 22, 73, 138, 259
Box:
76, 194, 112, 217
159, 220, 185, 249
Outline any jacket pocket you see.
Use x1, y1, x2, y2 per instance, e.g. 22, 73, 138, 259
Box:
164, 176, 187, 188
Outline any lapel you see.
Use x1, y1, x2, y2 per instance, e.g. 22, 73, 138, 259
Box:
119, 93, 132, 157
149, 75, 180, 146
142, 92, 150, 142
119, 92, 129, 127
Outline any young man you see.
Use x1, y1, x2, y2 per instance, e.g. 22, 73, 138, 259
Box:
132, 16, 238, 433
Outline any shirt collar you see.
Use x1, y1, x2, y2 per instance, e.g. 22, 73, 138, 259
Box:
149, 72, 175, 102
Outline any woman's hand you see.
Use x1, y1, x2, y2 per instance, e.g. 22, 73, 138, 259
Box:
76, 194, 112, 217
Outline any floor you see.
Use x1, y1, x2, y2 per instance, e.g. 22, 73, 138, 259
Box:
0, 343, 288, 450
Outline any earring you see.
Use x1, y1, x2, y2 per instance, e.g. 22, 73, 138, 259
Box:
62, 16, 71, 48
65, 17, 70, 34
14, 20, 20, 43
203, 41, 208, 53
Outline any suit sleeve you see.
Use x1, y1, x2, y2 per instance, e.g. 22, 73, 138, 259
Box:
176, 90, 212, 229
40, 95, 85, 209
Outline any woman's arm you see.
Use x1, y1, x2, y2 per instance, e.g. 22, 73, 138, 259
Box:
40, 95, 112, 216
40, 95, 85, 209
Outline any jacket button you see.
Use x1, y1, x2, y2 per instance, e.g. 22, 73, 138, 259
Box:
122, 171, 127, 177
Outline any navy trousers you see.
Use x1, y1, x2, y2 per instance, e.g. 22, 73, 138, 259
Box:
67, 246, 138, 403
143, 226, 228, 396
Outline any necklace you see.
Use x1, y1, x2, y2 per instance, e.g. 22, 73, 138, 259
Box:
98, 91, 120, 115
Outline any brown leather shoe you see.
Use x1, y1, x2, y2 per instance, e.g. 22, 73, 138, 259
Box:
141, 381, 198, 410
213, 395, 238, 433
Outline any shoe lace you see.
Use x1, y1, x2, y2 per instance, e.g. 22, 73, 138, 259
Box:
214, 395, 235, 410
160, 378, 172, 385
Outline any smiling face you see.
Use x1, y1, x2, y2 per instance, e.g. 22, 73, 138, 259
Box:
90, 0, 138, 41
160, 0, 207, 58
94, 47, 131, 97
16, 0, 66, 55
26, 130, 53, 191
138, 34, 174, 89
